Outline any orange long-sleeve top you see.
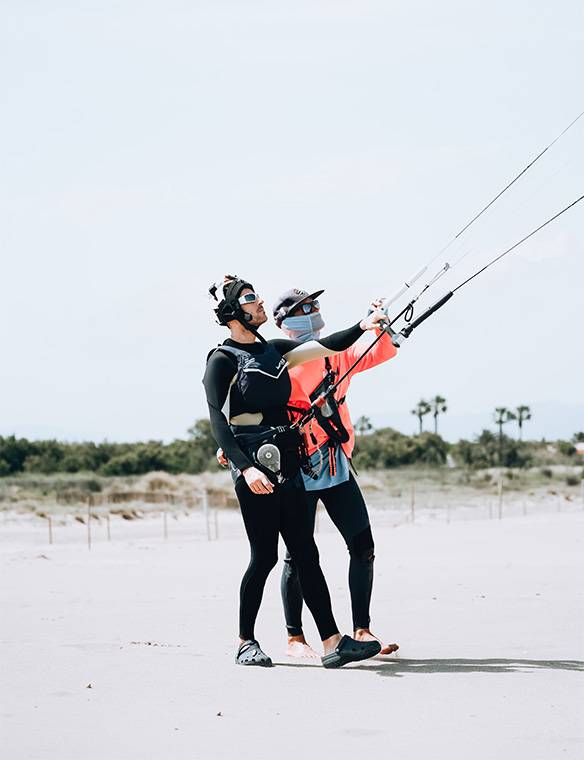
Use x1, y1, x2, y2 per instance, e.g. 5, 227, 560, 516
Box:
288, 329, 398, 458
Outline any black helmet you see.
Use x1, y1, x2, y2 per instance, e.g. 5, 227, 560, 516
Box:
209, 275, 256, 326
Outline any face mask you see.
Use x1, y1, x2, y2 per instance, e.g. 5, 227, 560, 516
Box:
281, 312, 325, 342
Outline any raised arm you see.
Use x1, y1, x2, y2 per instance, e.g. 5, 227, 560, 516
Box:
272, 311, 386, 368
343, 327, 398, 375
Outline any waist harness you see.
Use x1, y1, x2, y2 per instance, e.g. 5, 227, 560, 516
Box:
230, 424, 308, 485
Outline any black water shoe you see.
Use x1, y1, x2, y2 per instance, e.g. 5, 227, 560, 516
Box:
235, 639, 273, 667
321, 635, 381, 669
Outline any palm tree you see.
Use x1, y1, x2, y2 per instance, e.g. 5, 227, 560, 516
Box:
494, 407, 517, 465
494, 407, 516, 437
411, 400, 432, 435
431, 395, 448, 434
515, 405, 531, 440
355, 415, 373, 436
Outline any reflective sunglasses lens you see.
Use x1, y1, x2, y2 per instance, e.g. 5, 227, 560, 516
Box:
240, 293, 258, 304
301, 299, 319, 314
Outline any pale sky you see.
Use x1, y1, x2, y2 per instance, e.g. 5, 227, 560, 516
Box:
1, 1, 583, 443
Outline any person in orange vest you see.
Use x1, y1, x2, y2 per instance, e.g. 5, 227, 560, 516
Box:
272, 287, 399, 658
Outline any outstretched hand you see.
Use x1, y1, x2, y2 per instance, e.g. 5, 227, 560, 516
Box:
360, 307, 389, 331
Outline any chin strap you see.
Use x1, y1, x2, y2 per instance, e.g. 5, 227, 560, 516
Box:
237, 317, 267, 344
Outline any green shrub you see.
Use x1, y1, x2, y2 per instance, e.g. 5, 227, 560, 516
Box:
352, 428, 448, 469
557, 441, 576, 457
451, 430, 531, 469
0, 421, 218, 478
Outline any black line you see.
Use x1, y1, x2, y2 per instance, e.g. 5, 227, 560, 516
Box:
453, 194, 584, 293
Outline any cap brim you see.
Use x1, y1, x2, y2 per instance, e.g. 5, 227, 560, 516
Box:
274, 289, 325, 325
290, 289, 324, 309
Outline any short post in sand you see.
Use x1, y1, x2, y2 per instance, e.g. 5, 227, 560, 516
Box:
48, 515, 53, 545
498, 474, 503, 520
87, 500, 92, 551
410, 483, 416, 524
202, 490, 212, 541
106, 512, 111, 541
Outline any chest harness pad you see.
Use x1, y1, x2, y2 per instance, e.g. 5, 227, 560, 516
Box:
215, 343, 291, 410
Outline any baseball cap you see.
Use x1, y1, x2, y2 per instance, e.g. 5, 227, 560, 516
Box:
272, 288, 325, 326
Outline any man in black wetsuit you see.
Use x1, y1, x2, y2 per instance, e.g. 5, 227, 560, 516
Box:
202, 275, 387, 668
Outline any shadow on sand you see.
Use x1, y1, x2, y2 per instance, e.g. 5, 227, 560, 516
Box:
275, 658, 584, 676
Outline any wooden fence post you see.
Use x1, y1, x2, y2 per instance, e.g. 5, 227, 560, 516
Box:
202, 490, 212, 541
410, 484, 415, 523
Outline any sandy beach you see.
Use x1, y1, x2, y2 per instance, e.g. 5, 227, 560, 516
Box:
2, 506, 583, 759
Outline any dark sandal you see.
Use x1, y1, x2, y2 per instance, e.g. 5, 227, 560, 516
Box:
321, 635, 381, 669
235, 639, 273, 667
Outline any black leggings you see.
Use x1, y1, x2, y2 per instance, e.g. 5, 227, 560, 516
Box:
235, 475, 339, 642
280, 473, 374, 635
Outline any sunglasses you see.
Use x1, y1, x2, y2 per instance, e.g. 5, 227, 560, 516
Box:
238, 292, 260, 305
295, 299, 320, 314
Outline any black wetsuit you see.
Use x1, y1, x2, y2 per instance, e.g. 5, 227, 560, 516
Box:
202, 324, 364, 642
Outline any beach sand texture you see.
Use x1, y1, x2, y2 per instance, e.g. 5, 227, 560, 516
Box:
1, 508, 583, 759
